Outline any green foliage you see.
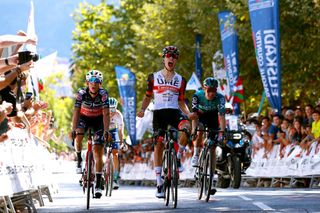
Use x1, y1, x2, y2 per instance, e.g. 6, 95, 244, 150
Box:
39, 72, 74, 152
71, 0, 320, 114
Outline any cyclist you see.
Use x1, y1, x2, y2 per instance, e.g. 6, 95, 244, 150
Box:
189, 77, 226, 167
71, 70, 111, 198
108, 97, 125, 190
137, 46, 193, 198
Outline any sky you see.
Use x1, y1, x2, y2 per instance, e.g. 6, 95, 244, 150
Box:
0, 0, 118, 60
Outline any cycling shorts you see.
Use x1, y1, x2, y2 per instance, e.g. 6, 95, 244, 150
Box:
77, 115, 104, 145
153, 108, 188, 136
110, 128, 120, 150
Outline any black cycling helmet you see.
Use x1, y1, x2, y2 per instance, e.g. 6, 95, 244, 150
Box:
162, 46, 180, 58
203, 77, 219, 88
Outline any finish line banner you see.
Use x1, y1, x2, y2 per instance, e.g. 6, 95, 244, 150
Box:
115, 66, 137, 146
248, 0, 282, 113
218, 11, 240, 114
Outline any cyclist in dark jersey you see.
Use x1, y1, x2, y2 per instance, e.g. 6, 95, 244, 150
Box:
71, 70, 111, 198
189, 77, 226, 167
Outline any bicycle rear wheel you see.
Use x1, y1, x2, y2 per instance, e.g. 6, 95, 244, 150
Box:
162, 150, 170, 206
170, 150, 178, 208
86, 152, 93, 209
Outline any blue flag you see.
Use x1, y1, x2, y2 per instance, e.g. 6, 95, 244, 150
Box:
115, 66, 137, 146
248, 0, 282, 113
195, 34, 203, 82
218, 11, 240, 114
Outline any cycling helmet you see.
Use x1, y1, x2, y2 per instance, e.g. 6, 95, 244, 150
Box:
108, 97, 118, 108
86, 70, 103, 83
162, 46, 180, 58
203, 77, 219, 88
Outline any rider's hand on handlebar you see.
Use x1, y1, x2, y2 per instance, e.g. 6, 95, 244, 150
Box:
187, 112, 198, 120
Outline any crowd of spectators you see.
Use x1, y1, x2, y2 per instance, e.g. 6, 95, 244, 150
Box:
249, 104, 320, 159
0, 31, 54, 145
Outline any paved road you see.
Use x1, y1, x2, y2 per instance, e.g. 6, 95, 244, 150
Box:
37, 172, 320, 213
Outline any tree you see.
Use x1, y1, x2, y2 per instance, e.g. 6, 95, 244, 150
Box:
71, 0, 320, 115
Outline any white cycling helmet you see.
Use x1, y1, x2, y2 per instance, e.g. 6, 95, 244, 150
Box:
108, 97, 118, 108
86, 70, 103, 83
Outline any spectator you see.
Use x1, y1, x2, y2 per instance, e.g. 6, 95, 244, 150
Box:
304, 104, 314, 126
289, 119, 306, 145
251, 120, 264, 157
311, 110, 320, 141
285, 109, 295, 124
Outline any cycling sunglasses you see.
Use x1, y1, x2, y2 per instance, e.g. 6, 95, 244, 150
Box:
205, 87, 217, 93
88, 77, 101, 83
164, 52, 179, 59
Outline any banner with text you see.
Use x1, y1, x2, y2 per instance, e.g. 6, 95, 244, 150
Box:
0, 128, 53, 196
115, 66, 137, 146
248, 0, 282, 113
218, 11, 240, 114
195, 34, 203, 82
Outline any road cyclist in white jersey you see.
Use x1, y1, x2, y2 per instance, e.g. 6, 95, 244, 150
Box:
137, 46, 195, 199
108, 97, 126, 190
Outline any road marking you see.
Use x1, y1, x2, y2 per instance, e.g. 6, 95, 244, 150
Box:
238, 195, 252, 201
253, 201, 274, 211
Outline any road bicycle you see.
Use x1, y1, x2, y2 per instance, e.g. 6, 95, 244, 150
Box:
73, 128, 95, 210
160, 127, 187, 208
103, 130, 115, 197
194, 128, 221, 202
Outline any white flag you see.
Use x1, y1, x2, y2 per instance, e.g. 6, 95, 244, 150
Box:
26, 0, 37, 53
186, 72, 202, 91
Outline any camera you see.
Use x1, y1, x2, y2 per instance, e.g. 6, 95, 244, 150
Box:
18, 51, 39, 65
25, 92, 33, 100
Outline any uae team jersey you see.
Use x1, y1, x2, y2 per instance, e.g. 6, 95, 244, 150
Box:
146, 70, 187, 110
74, 87, 109, 117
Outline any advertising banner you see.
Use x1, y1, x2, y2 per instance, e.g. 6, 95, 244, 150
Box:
115, 66, 137, 145
248, 0, 282, 113
218, 11, 241, 114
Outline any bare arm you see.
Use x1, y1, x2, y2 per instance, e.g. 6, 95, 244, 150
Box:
137, 95, 152, 118
178, 100, 190, 115
0, 35, 36, 48
102, 107, 110, 132
219, 114, 226, 132
72, 108, 80, 131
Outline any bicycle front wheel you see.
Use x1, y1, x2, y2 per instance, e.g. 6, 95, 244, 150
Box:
170, 150, 178, 208
105, 155, 114, 197
86, 152, 93, 209
204, 147, 216, 202
197, 149, 205, 200
162, 150, 170, 206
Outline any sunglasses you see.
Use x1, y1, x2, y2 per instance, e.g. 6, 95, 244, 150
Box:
88, 77, 101, 83
205, 87, 217, 93
164, 53, 179, 59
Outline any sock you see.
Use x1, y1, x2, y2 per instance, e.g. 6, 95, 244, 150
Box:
114, 171, 119, 180
177, 145, 185, 159
155, 166, 162, 186
194, 147, 199, 156
96, 172, 102, 188
76, 152, 82, 166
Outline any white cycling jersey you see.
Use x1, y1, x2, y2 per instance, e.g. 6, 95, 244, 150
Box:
109, 109, 124, 130
146, 70, 186, 110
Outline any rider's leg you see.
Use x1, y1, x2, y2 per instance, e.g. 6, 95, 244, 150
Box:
75, 128, 84, 172
93, 144, 104, 189
177, 120, 191, 159
154, 141, 164, 186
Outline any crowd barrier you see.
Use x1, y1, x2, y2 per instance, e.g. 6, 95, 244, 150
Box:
0, 128, 55, 212
120, 142, 320, 188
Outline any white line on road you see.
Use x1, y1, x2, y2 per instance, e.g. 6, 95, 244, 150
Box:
253, 201, 274, 211
238, 195, 252, 201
